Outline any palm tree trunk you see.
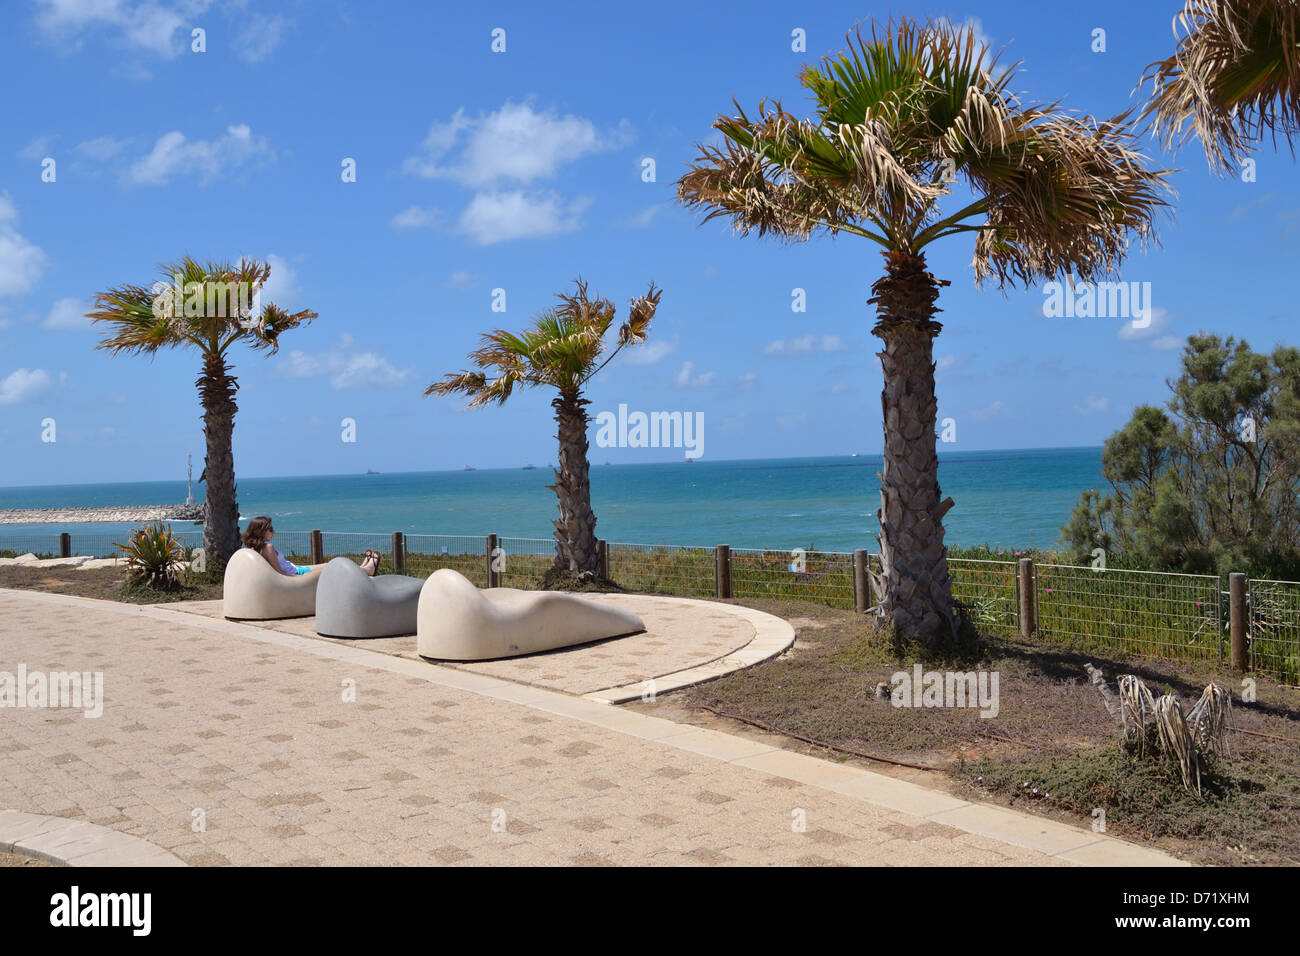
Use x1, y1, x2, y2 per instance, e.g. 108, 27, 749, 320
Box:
869, 251, 960, 650
549, 388, 598, 574
198, 352, 241, 567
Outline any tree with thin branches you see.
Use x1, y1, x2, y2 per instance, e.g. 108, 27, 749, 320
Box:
1140, 0, 1300, 172
426, 279, 661, 579
89, 257, 317, 567
677, 17, 1171, 650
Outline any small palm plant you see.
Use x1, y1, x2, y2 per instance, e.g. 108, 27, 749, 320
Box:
1140, 0, 1300, 172
677, 17, 1170, 651
427, 279, 661, 579
115, 523, 189, 590
90, 258, 317, 567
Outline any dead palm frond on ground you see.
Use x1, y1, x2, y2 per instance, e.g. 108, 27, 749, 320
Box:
677, 17, 1171, 651
1140, 0, 1300, 171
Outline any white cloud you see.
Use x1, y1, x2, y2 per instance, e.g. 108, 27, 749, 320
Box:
776, 413, 807, 427
35, 0, 214, 59
763, 334, 848, 357
458, 191, 591, 245
674, 361, 715, 387
1151, 335, 1181, 351
1074, 396, 1110, 415
17, 137, 52, 161
277, 334, 412, 390
936, 353, 971, 373
43, 297, 91, 330
443, 271, 475, 290
1116, 306, 1174, 346
254, 254, 298, 310
968, 400, 1005, 421
404, 102, 628, 187
0, 368, 53, 405
390, 205, 440, 230
620, 337, 679, 367
127, 124, 270, 185
624, 204, 662, 228
236, 13, 289, 62
74, 135, 130, 160
0, 196, 48, 297
738, 371, 758, 390
829, 382, 850, 394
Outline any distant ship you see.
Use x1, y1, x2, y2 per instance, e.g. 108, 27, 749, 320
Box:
366, 469, 380, 475
463, 465, 476, 471
685, 458, 695, 463
522, 464, 536, 470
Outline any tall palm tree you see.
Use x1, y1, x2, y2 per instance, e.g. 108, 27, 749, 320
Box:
427, 279, 661, 578
677, 18, 1170, 650
89, 257, 317, 567
1140, 0, 1300, 172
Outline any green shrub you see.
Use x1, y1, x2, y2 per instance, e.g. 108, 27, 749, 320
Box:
115, 523, 188, 590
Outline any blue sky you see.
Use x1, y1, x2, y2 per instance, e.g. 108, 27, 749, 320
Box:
0, 0, 1296, 487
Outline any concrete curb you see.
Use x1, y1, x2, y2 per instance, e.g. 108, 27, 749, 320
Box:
0, 810, 186, 867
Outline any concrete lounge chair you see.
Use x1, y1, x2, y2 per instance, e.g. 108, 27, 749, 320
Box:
222, 547, 319, 620
314, 557, 424, 638
416, 568, 645, 661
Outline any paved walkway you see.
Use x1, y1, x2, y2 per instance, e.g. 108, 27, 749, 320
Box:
0, 588, 1185, 866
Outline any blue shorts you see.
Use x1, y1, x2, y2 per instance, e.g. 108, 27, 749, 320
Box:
294, 566, 311, 575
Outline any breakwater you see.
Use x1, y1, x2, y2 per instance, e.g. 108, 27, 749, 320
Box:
0, 505, 203, 525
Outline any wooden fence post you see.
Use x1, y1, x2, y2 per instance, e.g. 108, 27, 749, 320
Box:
853, 548, 870, 613
486, 534, 499, 588
310, 530, 323, 565
1018, 557, 1036, 639
1229, 573, 1248, 672
59, 533, 71, 558
597, 539, 609, 580
715, 544, 732, 599
391, 532, 404, 573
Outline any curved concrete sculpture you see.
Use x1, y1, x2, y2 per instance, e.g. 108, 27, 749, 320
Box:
417, 568, 645, 661
315, 557, 424, 638
222, 547, 319, 620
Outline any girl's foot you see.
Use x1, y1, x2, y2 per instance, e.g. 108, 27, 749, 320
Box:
360, 550, 378, 576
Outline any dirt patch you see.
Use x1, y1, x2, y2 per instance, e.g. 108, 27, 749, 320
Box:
625, 596, 1300, 866
0, 850, 53, 867
0, 565, 222, 603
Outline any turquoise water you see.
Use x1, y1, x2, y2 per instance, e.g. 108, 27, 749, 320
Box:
0, 447, 1103, 552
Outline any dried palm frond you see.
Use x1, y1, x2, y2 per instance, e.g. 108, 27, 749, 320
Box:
1187, 683, 1234, 756
1119, 674, 1159, 755
1155, 694, 1203, 794
1140, 0, 1300, 172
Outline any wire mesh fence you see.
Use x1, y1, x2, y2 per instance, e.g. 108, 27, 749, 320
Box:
495, 537, 558, 589
729, 547, 855, 609
606, 542, 716, 598
948, 558, 1019, 636
1247, 578, 1300, 684
1034, 564, 1223, 662
403, 534, 489, 586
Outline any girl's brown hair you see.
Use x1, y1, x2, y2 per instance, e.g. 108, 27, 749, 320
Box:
242, 516, 274, 551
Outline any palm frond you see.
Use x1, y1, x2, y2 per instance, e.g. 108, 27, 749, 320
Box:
1140, 0, 1300, 172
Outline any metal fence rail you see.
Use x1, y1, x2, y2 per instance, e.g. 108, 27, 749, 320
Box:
948, 558, 1019, 636
403, 534, 489, 586
1035, 564, 1223, 662
1247, 578, 1300, 684
494, 536, 556, 589
728, 547, 854, 609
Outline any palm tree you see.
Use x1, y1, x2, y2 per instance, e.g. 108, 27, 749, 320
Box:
677, 18, 1170, 650
89, 257, 317, 567
1140, 0, 1300, 172
427, 279, 661, 579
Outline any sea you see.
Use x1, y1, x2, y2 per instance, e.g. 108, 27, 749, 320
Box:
0, 447, 1104, 553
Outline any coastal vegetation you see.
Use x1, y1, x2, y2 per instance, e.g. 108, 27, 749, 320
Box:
1063, 334, 1300, 579
88, 257, 317, 569
425, 278, 661, 583
676, 17, 1170, 653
